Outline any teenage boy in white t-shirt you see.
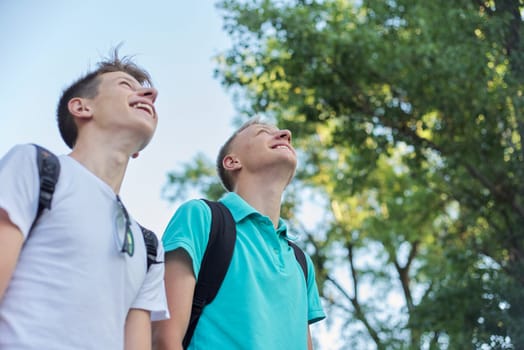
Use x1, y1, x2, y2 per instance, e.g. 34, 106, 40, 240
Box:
0, 49, 168, 349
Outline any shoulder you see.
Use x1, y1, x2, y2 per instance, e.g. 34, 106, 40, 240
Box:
168, 199, 212, 226
1, 144, 37, 164
1, 144, 61, 174
178, 198, 212, 213
162, 199, 212, 247
0, 144, 41, 184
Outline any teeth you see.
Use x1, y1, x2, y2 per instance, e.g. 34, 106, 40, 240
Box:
133, 102, 153, 115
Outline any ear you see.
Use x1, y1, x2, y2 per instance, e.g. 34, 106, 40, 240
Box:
223, 154, 242, 171
68, 97, 93, 119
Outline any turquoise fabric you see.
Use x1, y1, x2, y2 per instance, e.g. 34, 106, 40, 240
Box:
162, 192, 325, 350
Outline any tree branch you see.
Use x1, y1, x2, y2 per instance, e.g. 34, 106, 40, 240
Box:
517, 118, 524, 171
393, 241, 419, 311
346, 242, 359, 303
325, 274, 385, 350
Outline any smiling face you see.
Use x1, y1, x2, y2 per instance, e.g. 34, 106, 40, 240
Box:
57, 51, 155, 149
225, 122, 297, 188
86, 71, 158, 150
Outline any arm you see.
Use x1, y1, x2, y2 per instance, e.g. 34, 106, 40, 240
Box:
124, 308, 152, 350
304, 252, 326, 350
0, 209, 24, 301
125, 308, 152, 350
307, 326, 313, 350
152, 249, 196, 350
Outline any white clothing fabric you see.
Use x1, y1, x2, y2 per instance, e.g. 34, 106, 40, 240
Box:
0, 144, 168, 349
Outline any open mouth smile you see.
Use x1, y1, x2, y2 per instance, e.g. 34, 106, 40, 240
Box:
271, 144, 295, 154
131, 102, 155, 118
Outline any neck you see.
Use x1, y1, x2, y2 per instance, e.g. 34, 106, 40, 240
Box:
235, 175, 288, 228
69, 139, 130, 194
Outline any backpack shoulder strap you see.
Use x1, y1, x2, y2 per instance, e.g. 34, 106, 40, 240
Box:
288, 240, 308, 282
31, 144, 158, 273
138, 224, 161, 271
32, 144, 60, 228
182, 199, 236, 349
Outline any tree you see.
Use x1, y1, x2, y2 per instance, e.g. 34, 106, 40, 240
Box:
164, 0, 524, 348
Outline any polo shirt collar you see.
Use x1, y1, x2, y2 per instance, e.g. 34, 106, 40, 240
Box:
220, 192, 288, 236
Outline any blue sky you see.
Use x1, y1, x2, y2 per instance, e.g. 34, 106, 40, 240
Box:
0, 0, 237, 235
0, 1, 341, 346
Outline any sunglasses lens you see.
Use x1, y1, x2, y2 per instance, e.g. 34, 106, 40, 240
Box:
115, 197, 134, 257
123, 226, 135, 256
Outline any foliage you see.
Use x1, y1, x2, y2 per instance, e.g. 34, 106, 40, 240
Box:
164, 0, 524, 348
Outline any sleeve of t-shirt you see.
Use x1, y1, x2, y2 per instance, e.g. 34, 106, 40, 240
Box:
305, 254, 326, 324
0, 144, 40, 239
161, 199, 212, 278
131, 239, 170, 321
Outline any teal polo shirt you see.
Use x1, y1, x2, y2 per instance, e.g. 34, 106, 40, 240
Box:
162, 192, 325, 350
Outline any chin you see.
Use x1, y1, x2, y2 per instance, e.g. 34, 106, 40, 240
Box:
287, 157, 298, 170
137, 133, 154, 151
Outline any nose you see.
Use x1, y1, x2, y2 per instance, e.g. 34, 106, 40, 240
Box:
139, 86, 158, 103
277, 129, 292, 142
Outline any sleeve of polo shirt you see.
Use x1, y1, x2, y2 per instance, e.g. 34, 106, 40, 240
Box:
161, 199, 212, 278
305, 254, 326, 324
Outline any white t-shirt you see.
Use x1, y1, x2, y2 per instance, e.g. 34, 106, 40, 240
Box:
0, 144, 168, 349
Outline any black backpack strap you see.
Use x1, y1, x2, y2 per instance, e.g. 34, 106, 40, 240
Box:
31, 144, 159, 273
288, 240, 308, 282
182, 199, 236, 349
32, 144, 60, 228
139, 224, 161, 271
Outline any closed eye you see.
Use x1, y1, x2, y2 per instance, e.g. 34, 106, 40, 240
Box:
120, 80, 134, 89
256, 126, 277, 135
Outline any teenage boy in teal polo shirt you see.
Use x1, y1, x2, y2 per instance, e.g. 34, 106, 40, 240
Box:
154, 118, 325, 350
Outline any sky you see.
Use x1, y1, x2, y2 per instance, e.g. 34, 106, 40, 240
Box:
0, 1, 341, 347
0, 0, 236, 235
